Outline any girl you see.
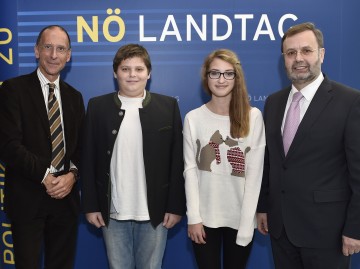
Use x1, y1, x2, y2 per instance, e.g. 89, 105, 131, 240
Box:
183, 49, 265, 269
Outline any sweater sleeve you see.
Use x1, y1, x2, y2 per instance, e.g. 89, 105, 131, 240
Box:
236, 108, 266, 246
183, 113, 203, 225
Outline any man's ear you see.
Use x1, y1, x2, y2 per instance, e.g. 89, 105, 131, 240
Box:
34, 45, 40, 59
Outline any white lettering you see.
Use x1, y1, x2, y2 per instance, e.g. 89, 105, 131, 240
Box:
278, 14, 298, 37
139, 15, 156, 41
186, 15, 207, 41
254, 14, 275, 40
234, 14, 254, 41
213, 14, 232, 41
138, 13, 298, 42
160, 15, 182, 41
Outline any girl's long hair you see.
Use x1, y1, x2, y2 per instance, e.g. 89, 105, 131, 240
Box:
201, 49, 250, 138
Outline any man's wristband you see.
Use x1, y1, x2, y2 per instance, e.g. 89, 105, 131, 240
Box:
69, 168, 79, 181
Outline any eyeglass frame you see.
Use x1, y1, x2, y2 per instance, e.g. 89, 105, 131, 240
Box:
40, 44, 71, 54
207, 70, 236, 80
282, 47, 324, 59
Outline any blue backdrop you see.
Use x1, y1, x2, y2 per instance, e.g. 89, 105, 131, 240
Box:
1, 0, 360, 268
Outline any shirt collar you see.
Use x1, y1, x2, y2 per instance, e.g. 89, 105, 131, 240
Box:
291, 72, 324, 102
37, 68, 60, 90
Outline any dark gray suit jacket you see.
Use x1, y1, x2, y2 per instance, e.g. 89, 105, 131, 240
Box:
0, 71, 85, 220
81, 91, 186, 227
258, 75, 360, 248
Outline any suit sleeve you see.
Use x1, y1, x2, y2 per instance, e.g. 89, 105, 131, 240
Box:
343, 94, 360, 239
166, 100, 186, 216
69, 90, 85, 170
0, 80, 49, 182
80, 98, 101, 213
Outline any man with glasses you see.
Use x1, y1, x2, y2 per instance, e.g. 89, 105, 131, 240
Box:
257, 22, 360, 269
0, 25, 85, 269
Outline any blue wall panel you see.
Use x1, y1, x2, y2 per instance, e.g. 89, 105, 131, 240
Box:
1, 1, 359, 268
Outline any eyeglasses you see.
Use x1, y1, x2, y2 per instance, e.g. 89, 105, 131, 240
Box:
207, 71, 236, 80
41, 44, 70, 54
282, 48, 323, 59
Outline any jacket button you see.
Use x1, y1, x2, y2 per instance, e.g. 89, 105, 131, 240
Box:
107, 150, 111, 155
112, 129, 117, 135
119, 111, 124, 116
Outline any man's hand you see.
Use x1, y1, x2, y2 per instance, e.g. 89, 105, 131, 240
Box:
86, 212, 106, 228
45, 172, 76, 199
188, 223, 206, 244
162, 213, 182, 229
256, 213, 269, 235
342, 235, 360, 256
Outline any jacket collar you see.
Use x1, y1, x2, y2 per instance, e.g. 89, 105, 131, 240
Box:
113, 90, 152, 109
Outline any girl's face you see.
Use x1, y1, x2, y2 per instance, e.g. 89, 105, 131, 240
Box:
207, 58, 235, 100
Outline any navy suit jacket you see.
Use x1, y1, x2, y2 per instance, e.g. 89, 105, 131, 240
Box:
81, 91, 186, 227
0, 71, 85, 221
258, 75, 360, 248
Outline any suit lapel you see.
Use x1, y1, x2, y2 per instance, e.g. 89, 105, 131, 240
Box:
27, 72, 51, 135
59, 81, 73, 140
286, 78, 333, 158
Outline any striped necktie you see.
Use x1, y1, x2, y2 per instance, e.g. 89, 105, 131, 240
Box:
48, 83, 65, 170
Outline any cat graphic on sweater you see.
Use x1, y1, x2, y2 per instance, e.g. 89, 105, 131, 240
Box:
196, 130, 223, 172
224, 136, 250, 177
